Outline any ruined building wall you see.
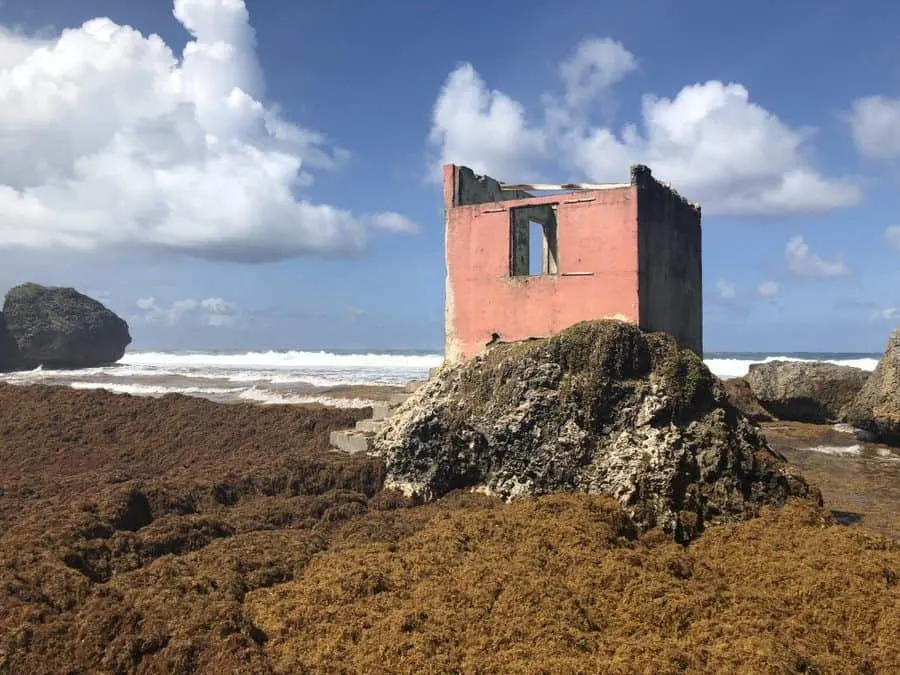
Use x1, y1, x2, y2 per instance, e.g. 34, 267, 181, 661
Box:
443, 163, 703, 364
634, 166, 703, 356
444, 164, 532, 207
444, 165, 640, 364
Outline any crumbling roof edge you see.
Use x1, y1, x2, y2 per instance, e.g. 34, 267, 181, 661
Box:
446, 162, 701, 212
630, 164, 701, 213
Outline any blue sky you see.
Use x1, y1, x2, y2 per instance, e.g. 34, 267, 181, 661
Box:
0, 0, 898, 353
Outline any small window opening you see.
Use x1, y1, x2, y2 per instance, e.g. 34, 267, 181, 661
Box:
510, 205, 558, 277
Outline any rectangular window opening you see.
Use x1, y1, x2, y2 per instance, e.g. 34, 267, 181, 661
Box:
510, 206, 558, 277
528, 221, 544, 276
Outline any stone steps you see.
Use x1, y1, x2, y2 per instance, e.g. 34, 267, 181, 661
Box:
329, 377, 431, 455
329, 429, 372, 454
371, 402, 391, 421
355, 418, 383, 434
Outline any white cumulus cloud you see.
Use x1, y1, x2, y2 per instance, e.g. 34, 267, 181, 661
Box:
849, 96, 900, 160
371, 212, 420, 234
429, 39, 860, 217
559, 37, 637, 110
870, 307, 900, 323
716, 279, 737, 300
0, 0, 416, 262
757, 280, 779, 297
785, 236, 851, 278
884, 226, 900, 252
136, 295, 238, 327
428, 63, 548, 181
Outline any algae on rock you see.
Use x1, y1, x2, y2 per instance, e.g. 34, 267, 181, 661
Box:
373, 320, 816, 541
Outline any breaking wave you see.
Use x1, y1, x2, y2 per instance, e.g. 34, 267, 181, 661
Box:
119, 350, 443, 371
704, 355, 879, 380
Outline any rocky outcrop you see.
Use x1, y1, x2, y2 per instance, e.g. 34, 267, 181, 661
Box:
723, 377, 774, 422
373, 320, 816, 542
745, 361, 868, 424
843, 329, 900, 445
2, 283, 131, 369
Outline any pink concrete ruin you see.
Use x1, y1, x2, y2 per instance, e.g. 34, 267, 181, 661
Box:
443, 163, 703, 364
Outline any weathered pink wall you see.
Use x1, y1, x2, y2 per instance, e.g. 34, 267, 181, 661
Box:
445, 169, 640, 363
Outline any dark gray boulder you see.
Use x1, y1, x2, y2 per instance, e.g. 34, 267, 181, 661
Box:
373, 320, 816, 542
843, 329, 900, 445
2, 283, 131, 369
745, 361, 869, 424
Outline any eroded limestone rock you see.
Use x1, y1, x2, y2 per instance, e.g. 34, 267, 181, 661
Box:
373, 320, 816, 541
745, 360, 868, 424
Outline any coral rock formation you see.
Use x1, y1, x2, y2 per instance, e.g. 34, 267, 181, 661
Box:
374, 320, 816, 541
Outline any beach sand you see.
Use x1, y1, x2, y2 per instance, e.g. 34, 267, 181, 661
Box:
0, 382, 898, 672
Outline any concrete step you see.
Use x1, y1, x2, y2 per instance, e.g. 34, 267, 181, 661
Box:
355, 418, 383, 434
370, 402, 391, 421
329, 430, 371, 454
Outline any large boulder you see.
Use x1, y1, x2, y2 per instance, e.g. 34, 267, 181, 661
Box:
723, 377, 773, 423
744, 361, 868, 424
2, 283, 131, 369
843, 329, 900, 445
373, 320, 816, 542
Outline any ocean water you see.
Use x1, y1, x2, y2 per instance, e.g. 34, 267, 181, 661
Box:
0, 348, 882, 408
0, 349, 444, 408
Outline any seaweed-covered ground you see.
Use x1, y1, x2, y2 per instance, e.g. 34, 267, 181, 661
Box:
0, 383, 898, 673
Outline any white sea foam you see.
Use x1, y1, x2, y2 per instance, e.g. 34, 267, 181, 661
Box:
63, 381, 376, 408
108, 349, 444, 387
215, 371, 379, 387
704, 356, 879, 380
803, 444, 900, 461
0, 364, 182, 382
0, 349, 443, 390
119, 350, 443, 371
237, 387, 376, 408
807, 444, 862, 456
68, 382, 241, 396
